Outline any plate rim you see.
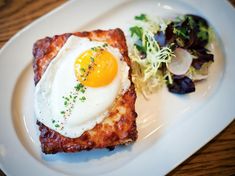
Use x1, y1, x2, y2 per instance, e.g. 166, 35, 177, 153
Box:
0, 0, 235, 175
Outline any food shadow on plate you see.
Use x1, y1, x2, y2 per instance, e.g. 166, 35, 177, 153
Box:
41, 144, 134, 163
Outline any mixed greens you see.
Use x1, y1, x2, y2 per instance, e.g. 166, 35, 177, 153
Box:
128, 14, 214, 95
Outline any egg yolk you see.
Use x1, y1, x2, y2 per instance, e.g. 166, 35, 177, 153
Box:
74, 48, 118, 87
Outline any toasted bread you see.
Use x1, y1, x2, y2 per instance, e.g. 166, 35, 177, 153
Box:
33, 28, 137, 154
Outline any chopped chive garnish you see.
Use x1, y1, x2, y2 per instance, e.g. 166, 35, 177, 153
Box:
91, 47, 97, 51
79, 96, 86, 102
52, 119, 55, 123
81, 89, 85, 93
61, 83, 86, 118
75, 83, 84, 91
80, 68, 86, 72
55, 124, 60, 128
90, 57, 95, 62
74, 85, 80, 91
103, 43, 108, 47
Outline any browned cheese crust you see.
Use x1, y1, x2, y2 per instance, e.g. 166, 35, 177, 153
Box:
33, 29, 138, 154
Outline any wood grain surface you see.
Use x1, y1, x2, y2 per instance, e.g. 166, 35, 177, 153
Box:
0, 0, 234, 176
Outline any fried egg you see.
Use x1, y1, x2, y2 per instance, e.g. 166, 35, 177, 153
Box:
34, 35, 130, 138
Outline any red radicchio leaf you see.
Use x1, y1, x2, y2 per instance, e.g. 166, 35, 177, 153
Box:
167, 75, 195, 94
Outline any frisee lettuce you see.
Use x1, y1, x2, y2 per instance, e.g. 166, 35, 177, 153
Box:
134, 14, 148, 21
128, 13, 214, 96
129, 16, 174, 96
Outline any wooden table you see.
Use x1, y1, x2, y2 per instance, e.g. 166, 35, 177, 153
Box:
0, 1, 234, 175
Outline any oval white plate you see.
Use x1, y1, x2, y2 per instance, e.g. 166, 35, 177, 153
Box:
0, 0, 235, 176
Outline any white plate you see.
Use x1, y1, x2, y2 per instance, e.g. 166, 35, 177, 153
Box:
0, 0, 235, 175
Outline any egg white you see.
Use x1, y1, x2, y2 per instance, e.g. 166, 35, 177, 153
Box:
34, 35, 130, 138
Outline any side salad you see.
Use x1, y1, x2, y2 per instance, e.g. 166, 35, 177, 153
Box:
128, 14, 214, 96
